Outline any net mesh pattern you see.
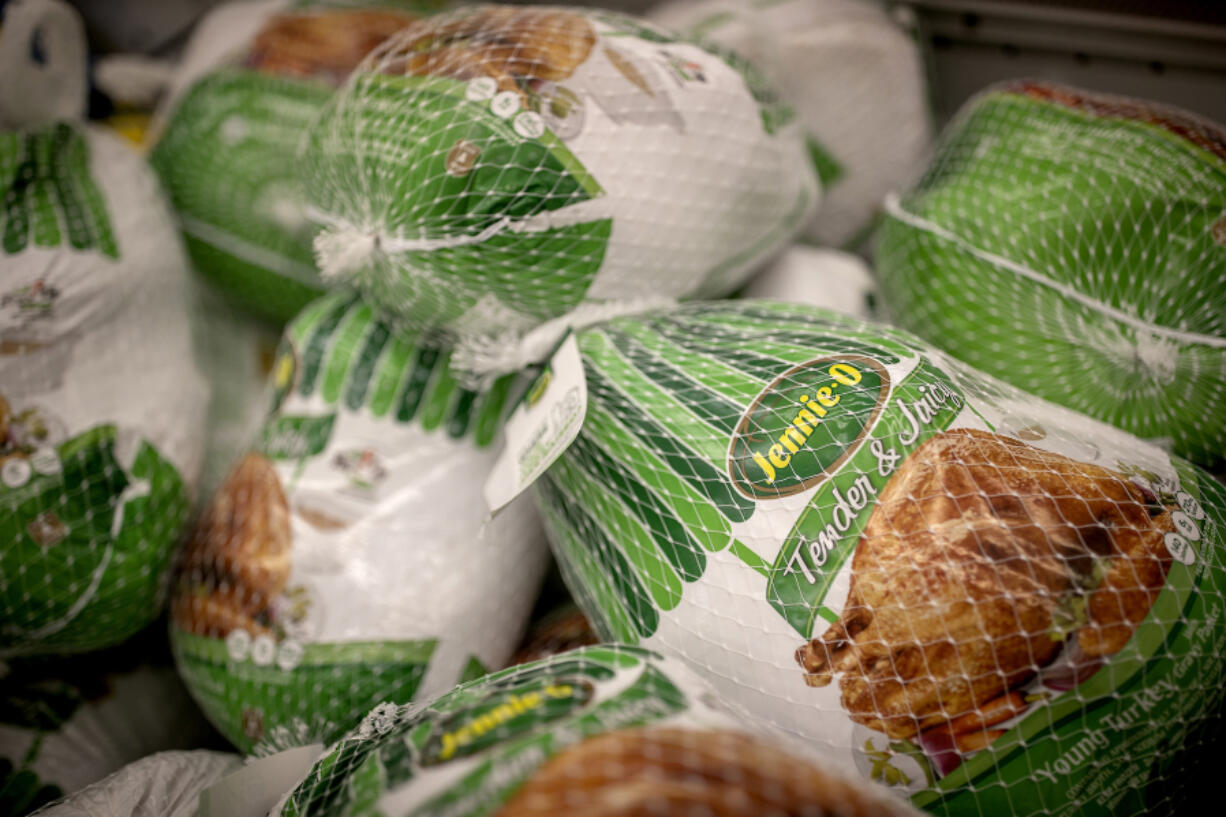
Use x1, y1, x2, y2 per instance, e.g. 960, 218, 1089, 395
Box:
8, 6, 1226, 816
302, 4, 816, 340
521, 300, 1226, 816
150, 3, 434, 324
875, 80, 1226, 470
169, 290, 548, 754
271, 645, 919, 817
1, 121, 207, 658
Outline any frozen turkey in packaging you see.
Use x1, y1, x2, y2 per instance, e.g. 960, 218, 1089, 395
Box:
269, 645, 920, 817
875, 80, 1226, 469
503, 299, 1226, 815
1, 117, 210, 656
150, 0, 443, 322
303, 3, 817, 342
650, 0, 932, 247
0, 630, 219, 815
33, 750, 240, 817
171, 291, 549, 753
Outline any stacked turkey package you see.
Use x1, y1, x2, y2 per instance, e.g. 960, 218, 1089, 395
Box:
1, 0, 216, 810
162, 0, 820, 784
9, 1, 1226, 816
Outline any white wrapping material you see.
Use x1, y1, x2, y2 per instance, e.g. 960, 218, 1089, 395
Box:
1, 118, 211, 655
650, 0, 931, 246
304, 6, 817, 343
1, 125, 210, 492
1, 661, 219, 807
0, 0, 88, 129
172, 293, 551, 753
191, 288, 278, 505
741, 245, 877, 320
93, 56, 179, 109
154, 0, 290, 122
35, 751, 241, 817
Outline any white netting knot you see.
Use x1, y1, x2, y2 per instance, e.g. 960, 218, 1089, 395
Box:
314, 225, 382, 282
452, 297, 677, 387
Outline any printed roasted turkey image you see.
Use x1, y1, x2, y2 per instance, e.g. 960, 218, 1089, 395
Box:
495, 727, 917, 817
379, 6, 598, 94
796, 428, 1174, 746
172, 453, 292, 638
245, 8, 422, 84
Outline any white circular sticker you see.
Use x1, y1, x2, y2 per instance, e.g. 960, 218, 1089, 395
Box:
1171, 511, 1202, 542
1175, 491, 1206, 521
252, 635, 276, 667
276, 639, 304, 672
466, 77, 497, 101
1164, 531, 1196, 566
2, 458, 31, 488
513, 111, 545, 140
226, 629, 252, 662
30, 448, 60, 476
490, 90, 520, 119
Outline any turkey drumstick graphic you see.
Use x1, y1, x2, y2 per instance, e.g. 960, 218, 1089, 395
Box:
796, 429, 1174, 743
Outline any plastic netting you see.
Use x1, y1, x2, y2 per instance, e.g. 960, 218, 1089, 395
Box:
302, 4, 816, 341
523, 299, 1226, 816
270, 645, 919, 817
0, 120, 209, 657
151, 1, 443, 323
170, 290, 548, 753
649, 0, 932, 248
876, 80, 1226, 470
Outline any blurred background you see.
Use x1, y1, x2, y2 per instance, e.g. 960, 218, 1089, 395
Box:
59, 0, 1226, 126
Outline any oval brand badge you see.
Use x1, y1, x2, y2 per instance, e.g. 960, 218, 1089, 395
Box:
728, 355, 890, 500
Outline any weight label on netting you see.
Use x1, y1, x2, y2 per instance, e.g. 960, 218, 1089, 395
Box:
484, 332, 587, 514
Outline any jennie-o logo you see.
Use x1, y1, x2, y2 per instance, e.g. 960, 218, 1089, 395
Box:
728, 356, 890, 500
419, 678, 594, 766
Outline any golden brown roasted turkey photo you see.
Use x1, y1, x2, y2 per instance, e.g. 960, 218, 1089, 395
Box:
377, 6, 598, 96
245, 8, 422, 84
797, 428, 1174, 756
171, 452, 292, 639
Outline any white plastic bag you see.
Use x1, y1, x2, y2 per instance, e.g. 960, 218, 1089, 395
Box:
650, 0, 932, 247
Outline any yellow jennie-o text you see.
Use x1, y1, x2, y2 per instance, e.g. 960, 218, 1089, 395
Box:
752, 363, 862, 485
438, 683, 576, 761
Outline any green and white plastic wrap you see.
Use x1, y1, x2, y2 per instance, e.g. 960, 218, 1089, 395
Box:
875, 81, 1226, 469
0, 634, 219, 816
268, 645, 920, 817
151, 0, 439, 323
650, 0, 932, 248
171, 291, 549, 754
507, 300, 1226, 815
1, 118, 210, 656
304, 4, 817, 346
